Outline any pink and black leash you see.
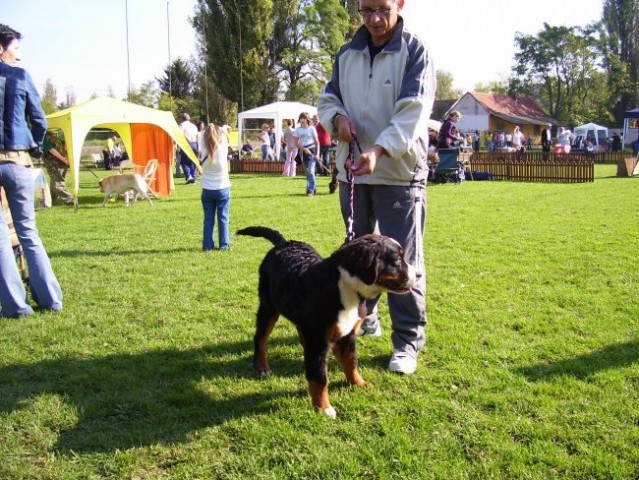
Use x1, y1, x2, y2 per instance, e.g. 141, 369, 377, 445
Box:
344, 128, 362, 243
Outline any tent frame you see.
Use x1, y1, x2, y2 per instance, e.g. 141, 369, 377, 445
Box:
237, 101, 317, 160
46, 97, 198, 207
622, 108, 639, 151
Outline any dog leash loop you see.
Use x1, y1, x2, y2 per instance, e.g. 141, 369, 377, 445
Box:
345, 128, 362, 243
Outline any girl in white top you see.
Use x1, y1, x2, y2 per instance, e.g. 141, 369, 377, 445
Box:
257, 123, 275, 161
199, 124, 232, 251
294, 112, 319, 196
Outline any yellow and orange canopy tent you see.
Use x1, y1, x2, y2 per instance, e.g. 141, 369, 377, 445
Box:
46, 97, 198, 201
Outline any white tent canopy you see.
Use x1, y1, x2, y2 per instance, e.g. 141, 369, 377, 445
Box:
573, 122, 608, 150
622, 108, 639, 151
237, 101, 317, 160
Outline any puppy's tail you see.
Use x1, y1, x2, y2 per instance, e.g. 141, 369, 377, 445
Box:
236, 226, 287, 247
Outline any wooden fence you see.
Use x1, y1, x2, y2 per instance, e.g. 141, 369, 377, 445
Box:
229, 151, 605, 183
230, 160, 286, 175
470, 151, 594, 183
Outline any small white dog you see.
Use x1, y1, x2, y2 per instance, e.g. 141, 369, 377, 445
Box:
99, 173, 153, 207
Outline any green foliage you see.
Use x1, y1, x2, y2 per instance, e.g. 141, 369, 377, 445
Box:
193, 0, 348, 109
157, 92, 201, 124
512, 23, 605, 123
126, 80, 159, 108
436, 70, 464, 100
194, 0, 274, 110
41, 99, 57, 115
1, 166, 638, 478
41, 79, 58, 113
473, 79, 510, 95
156, 57, 195, 100
601, 0, 639, 121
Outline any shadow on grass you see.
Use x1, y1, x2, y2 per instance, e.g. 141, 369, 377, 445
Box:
0, 340, 303, 454
519, 340, 639, 381
49, 246, 201, 258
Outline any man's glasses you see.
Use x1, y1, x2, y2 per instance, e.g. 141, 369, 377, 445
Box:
358, 6, 393, 18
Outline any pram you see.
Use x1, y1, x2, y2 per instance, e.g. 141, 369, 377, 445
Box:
1, 187, 28, 284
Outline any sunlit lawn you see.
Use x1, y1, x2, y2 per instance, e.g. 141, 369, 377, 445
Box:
0, 165, 638, 479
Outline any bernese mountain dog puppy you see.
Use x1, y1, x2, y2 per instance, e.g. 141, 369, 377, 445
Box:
237, 226, 417, 418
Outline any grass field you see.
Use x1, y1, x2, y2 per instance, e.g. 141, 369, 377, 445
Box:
1, 166, 638, 479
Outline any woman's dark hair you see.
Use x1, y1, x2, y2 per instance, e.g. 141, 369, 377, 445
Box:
0, 24, 22, 50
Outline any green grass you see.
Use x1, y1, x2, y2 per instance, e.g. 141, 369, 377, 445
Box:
1, 166, 638, 479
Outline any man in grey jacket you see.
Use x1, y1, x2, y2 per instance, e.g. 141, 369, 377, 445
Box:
317, 0, 435, 374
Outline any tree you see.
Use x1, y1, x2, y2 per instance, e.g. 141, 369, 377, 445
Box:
341, 0, 360, 38
127, 80, 159, 108
512, 23, 604, 123
193, 0, 349, 110
473, 79, 510, 95
156, 57, 195, 99
193, 0, 274, 110
41, 78, 57, 114
601, 0, 639, 121
435, 70, 463, 100
273, 0, 349, 101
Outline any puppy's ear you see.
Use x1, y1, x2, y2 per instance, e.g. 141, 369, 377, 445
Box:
338, 238, 380, 285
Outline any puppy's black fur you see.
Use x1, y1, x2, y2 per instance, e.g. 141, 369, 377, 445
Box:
237, 226, 416, 418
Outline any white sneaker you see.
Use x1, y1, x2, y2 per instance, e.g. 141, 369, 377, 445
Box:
357, 324, 382, 337
388, 351, 417, 374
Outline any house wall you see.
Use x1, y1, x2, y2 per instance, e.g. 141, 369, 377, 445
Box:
452, 94, 490, 132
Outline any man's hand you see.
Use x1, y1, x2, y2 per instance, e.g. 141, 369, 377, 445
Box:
350, 145, 386, 176
335, 115, 355, 142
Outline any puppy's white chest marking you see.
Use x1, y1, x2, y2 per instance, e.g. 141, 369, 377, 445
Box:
336, 268, 365, 338
336, 304, 359, 338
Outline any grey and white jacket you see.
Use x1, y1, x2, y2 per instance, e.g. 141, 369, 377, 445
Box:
317, 18, 435, 186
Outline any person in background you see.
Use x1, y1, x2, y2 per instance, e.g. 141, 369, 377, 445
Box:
257, 124, 275, 161
42, 130, 73, 205
612, 133, 622, 152
268, 126, 276, 156
485, 130, 494, 152
313, 114, 332, 175
438, 111, 462, 148
473, 130, 480, 151
541, 123, 552, 153
0, 23, 62, 317
293, 112, 319, 196
199, 124, 231, 251
282, 119, 298, 176
241, 141, 253, 159
556, 126, 571, 153
179, 112, 199, 184
317, 0, 435, 374
512, 126, 524, 151
197, 120, 206, 162
102, 134, 116, 170
112, 142, 122, 167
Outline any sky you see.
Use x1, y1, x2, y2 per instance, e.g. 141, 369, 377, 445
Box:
4, 0, 605, 104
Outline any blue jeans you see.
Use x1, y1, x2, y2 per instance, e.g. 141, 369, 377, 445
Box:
0, 162, 62, 317
300, 147, 317, 194
181, 141, 198, 181
319, 145, 331, 174
201, 187, 230, 250
261, 145, 274, 161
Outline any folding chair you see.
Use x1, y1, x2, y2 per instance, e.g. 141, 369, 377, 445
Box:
1, 187, 28, 283
434, 148, 464, 183
139, 159, 159, 198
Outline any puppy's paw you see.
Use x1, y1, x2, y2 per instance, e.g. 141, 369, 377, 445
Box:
255, 367, 272, 379
321, 406, 337, 419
